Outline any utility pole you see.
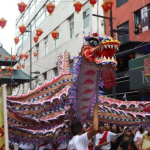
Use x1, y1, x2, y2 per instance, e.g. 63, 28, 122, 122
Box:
29, 24, 32, 90
10, 47, 12, 95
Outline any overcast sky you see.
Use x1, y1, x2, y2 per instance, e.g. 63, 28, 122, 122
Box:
0, 0, 28, 54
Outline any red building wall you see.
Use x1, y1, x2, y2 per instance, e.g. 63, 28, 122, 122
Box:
105, 0, 150, 42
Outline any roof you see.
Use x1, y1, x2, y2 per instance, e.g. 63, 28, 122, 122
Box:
0, 46, 18, 66
0, 69, 34, 86
116, 41, 150, 57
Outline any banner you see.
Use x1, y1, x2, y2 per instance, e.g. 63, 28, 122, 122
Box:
141, 6, 149, 32
0, 92, 5, 150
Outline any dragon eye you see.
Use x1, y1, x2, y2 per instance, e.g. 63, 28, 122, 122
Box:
88, 39, 99, 47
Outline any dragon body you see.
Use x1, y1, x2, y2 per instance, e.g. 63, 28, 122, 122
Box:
7, 33, 150, 145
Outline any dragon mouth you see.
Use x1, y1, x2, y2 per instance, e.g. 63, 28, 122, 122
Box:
84, 41, 120, 67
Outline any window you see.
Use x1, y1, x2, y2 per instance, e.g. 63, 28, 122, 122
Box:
54, 0, 61, 6
117, 21, 129, 44
70, 15, 74, 38
43, 72, 47, 80
30, 0, 35, 15
24, 8, 29, 23
117, 0, 128, 8
55, 35, 59, 48
83, 9, 90, 29
31, 19, 35, 32
36, 44, 39, 60
36, 0, 40, 7
53, 67, 58, 76
45, 41, 48, 55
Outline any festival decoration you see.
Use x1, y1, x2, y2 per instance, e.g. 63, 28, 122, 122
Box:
0, 69, 2, 73
6, 67, 9, 71
10, 68, 13, 72
129, 54, 135, 60
0, 75, 2, 79
14, 37, 19, 44
51, 30, 58, 40
5, 55, 9, 61
19, 54, 24, 59
8, 72, 11, 76
16, 65, 20, 70
18, 2, 27, 13
24, 53, 29, 59
5, 73, 8, 77
46, 3, 55, 15
22, 64, 25, 68
33, 35, 39, 43
101, 0, 113, 13
36, 29, 43, 36
11, 55, 16, 61
19, 25, 26, 34
73, 1, 83, 13
0, 18, 7, 28
34, 52, 38, 57
0, 53, 2, 58
89, 0, 97, 6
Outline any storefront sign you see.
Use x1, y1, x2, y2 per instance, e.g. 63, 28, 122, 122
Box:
144, 58, 150, 76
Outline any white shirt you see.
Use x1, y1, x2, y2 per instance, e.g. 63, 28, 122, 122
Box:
67, 133, 90, 150
57, 143, 67, 149
134, 131, 148, 144
95, 131, 117, 150
19, 143, 34, 150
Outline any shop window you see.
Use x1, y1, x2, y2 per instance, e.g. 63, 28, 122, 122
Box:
43, 72, 47, 80
70, 21, 74, 39
45, 41, 48, 55
53, 67, 58, 76
117, 21, 129, 44
83, 8, 90, 29
117, 0, 128, 8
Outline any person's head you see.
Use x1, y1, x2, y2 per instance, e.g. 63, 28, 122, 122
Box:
105, 123, 110, 131
71, 121, 83, 136
98, 122, 105, 133
125, 128, 132, 137
111, 124, 117, 132
139, 126, 145, 134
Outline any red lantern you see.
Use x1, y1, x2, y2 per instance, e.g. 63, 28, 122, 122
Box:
0, 75, 2, 79
11, 55, 16, 60
34, 52, 38, 57
17, 65, 20, 70
18, 2, 27, 13
24, 53, 29, 59
19, 54, 24, 59
129, 54, 135, 60
104, 0, 113, 10
14, 37, 19, 44
6, 67, 9, 71
0, 53, 2, 58
89, 0, 97, 6
5, 73, 8, 77
8, 72, 11, 76
10, 68, 13, 72
22, 64, 25, 68
33, 35, 39, 43
73, 2, 83, 13
0, 69, 2, 73
51, 30, 58, 40
101, 3, 108, 13
0, 18, 7, 28
36, 29, 43, 36
19, 25, 26, 34
5, 55, 9, 61
46, 3, 55, 15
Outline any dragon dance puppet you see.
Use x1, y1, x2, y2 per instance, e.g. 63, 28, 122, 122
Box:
7, 33, 150, 146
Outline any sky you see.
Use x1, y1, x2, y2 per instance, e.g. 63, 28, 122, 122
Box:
0, 0, 28, 54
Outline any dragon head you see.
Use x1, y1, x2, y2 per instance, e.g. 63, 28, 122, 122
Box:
81, 32, 121, 89
81, 32, 120, 68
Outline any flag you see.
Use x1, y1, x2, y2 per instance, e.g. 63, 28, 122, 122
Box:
0, 93, 5, 150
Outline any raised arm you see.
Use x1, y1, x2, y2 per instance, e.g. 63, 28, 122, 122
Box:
87, 102, 99, 139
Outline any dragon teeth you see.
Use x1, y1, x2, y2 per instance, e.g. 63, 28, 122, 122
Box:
111, 45, 113, 49
104, 45, 107, 49
101, 46, 104, 51
114, 45, 118, 49
111, 57, 114, 60
107, 45, 110, 48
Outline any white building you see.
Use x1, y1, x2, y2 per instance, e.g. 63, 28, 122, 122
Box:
14, 0, 105, 94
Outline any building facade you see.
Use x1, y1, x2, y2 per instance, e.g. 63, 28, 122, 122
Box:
104, 0, 150, 100
14, 0, 105, 94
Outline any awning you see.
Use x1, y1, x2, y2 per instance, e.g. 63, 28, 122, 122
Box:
0, 69, 33, 86
0, 46, 18, 66
116, 41, 150, 57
